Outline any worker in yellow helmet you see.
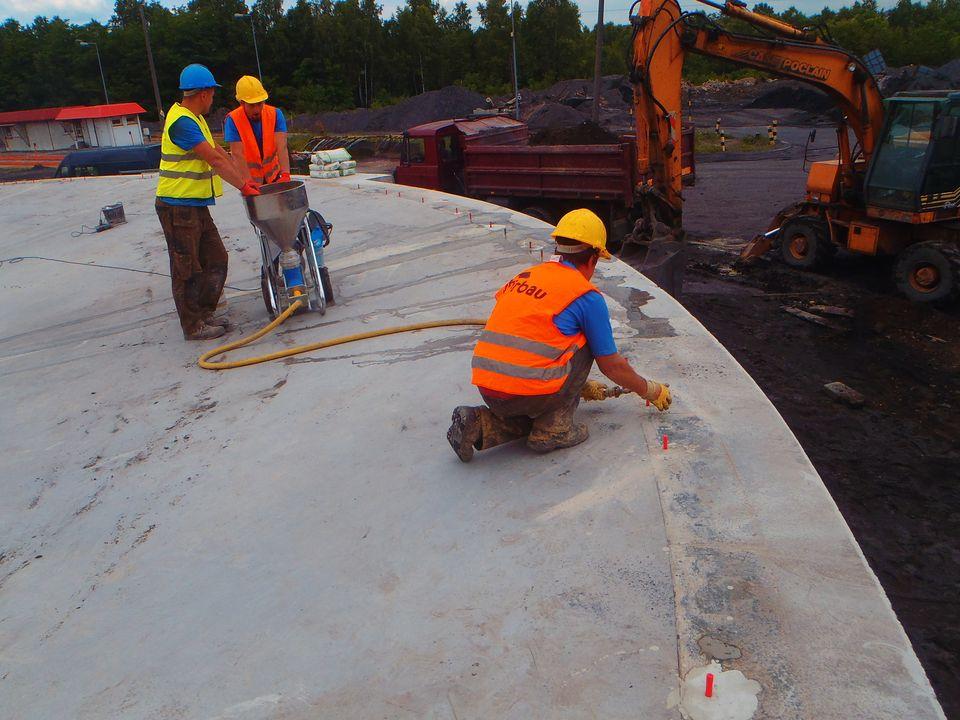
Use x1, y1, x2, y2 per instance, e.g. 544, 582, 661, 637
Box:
447, 208, 672, 462
225, 75, 291, 185
155, 63, 261, 342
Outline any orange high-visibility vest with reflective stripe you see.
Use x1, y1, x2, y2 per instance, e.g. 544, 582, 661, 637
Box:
229, 104, 280, 184
472, 261, 597, 396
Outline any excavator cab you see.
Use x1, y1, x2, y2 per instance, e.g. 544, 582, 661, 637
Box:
865, 92, 960, 215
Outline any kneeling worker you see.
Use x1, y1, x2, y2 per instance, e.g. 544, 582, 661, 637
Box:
225, 75, 291, 185
447, 209, 672, 462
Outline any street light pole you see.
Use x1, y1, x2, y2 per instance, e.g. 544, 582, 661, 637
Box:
510, 1, 520, 120
592, 0, 605, 124
234, 12, 263, 81
79, 41, 110, 104
139, 6, 164, 120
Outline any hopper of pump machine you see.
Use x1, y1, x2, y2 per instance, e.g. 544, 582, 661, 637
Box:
243, 180, 309, 252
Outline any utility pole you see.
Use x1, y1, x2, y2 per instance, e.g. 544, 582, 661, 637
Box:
592, 0, 605, 124
510, 1, 520, 120
139, 5, 164, 120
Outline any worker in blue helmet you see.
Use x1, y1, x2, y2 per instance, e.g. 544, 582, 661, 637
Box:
155, 64, 261, 341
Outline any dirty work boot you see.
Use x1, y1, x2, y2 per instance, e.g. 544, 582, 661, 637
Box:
183, 322, 226, 341
205, 313, 234, 332
526, 423, 590, 453
447, 406, 482, 463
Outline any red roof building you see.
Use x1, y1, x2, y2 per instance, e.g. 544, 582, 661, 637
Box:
0, 103, 148, 151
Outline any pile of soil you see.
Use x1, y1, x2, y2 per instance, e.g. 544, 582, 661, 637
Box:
524, 101, 588, 130
529, 121, 620, 145
746, 81, 835, 115
878, 58, 960, 95
290, 86, 486, 134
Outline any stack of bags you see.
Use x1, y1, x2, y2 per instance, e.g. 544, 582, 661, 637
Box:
309, 148, 358, 179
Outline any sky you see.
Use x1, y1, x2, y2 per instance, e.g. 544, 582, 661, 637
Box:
0, 0, 898, 26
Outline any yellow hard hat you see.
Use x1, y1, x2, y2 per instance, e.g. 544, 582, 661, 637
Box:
236, 75, 268, 104
551, 208, 610, 259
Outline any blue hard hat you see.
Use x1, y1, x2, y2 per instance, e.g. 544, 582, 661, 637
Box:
179, 63, 221, 91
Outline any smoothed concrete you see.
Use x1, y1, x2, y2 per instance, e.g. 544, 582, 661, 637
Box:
0, 174, 944, 719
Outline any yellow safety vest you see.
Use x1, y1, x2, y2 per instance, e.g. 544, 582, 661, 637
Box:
157, 103, 224, 200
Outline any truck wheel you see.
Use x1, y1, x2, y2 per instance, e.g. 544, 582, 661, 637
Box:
779, 218, 833, 270
522, 206, 554, 225
894, 241, 960, 305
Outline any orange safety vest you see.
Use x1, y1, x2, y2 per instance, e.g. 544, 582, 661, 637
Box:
228, 104, 281, 184
472, 261, 598, 396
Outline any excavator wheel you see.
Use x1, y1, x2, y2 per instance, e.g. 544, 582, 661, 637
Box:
778, 218, 834, 270
894, 241, 960, 305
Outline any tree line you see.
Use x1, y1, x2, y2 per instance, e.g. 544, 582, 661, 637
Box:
0, 0, 958, 118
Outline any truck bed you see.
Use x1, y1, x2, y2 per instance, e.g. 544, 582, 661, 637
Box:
463, 143, 634, 202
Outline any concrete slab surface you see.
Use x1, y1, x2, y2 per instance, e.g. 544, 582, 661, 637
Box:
0, 174, 945, 719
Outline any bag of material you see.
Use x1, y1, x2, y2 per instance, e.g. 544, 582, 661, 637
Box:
312, 148, 352, 164
339, 160, 357, 170
322, 161, 341, 171
310, 170, 340, 179
339, 168, 357, 176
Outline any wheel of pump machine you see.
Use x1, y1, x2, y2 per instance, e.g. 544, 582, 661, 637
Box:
894, 240, 960, 305
778, 218, 834, 270
260, 266, 280, 319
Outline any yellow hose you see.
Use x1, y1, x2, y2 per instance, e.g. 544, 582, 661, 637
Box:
198, 299, 487, 370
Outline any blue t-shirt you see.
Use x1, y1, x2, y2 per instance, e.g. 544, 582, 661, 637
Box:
553, 261, 618, 357
158, 116, 214, 207
223, 108, 287, 152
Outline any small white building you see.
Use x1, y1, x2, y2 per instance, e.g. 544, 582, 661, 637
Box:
0, 102, 147, 151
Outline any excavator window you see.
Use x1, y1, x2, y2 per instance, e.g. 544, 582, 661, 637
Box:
921, 105, 960, 201
866, 101, 937, 211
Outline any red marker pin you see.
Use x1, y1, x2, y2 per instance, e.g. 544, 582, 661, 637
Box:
421, 197, 424, 203
455, 208, 460, 215
469, 212, 473, 221
646, 399, 650, 407
489, 221, 493, 228
662, 434, 669, 450
705, 672, 715, 698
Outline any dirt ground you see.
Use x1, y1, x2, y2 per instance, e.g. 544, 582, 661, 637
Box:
624, 136, 960, 718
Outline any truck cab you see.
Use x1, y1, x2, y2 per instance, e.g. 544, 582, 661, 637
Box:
395, 117, 528, 193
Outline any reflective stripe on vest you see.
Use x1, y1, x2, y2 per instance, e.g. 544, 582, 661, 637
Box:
156, 103, 224, 200
229, 104, 280, 184
471, 261, 598, 396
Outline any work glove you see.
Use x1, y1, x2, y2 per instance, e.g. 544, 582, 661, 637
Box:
277, 172, 291, 183
581, 380, 610, 402
643, 380, 672, 411
240, 180, 261, 197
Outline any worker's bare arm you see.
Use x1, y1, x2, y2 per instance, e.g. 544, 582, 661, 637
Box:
227, 141, 252, 181
276, 132, 290, 175
595, 353, 650, 397
193, 141, 248, 190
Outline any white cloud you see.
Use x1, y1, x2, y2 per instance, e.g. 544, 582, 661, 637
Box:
1, 0, 113, 22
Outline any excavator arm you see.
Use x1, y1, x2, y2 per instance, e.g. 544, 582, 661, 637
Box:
629, 0, 884, 241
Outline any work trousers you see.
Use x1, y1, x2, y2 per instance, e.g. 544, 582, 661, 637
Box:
155, 200, 228, 336
476, 346, 594, 449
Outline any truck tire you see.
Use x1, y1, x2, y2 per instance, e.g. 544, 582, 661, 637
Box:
779, 218, 833, 270
894, 241, 960, 305
521, 205, 555, 225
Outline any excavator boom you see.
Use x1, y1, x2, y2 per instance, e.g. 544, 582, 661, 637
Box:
629, 0, 884, 238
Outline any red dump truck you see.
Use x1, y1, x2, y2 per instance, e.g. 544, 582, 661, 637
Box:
393, 116, 694, 251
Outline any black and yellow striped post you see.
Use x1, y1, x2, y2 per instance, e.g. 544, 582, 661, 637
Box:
720, 131, 726, 152
772, 119, 779, 145
715, 117, 721, 135
767, 123, 774, 146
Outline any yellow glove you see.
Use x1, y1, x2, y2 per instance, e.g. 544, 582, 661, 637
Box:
581, 380, 610, 401
643, 380, 672, 411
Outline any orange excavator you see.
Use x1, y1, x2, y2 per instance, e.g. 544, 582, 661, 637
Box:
629, 0, 960, 303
